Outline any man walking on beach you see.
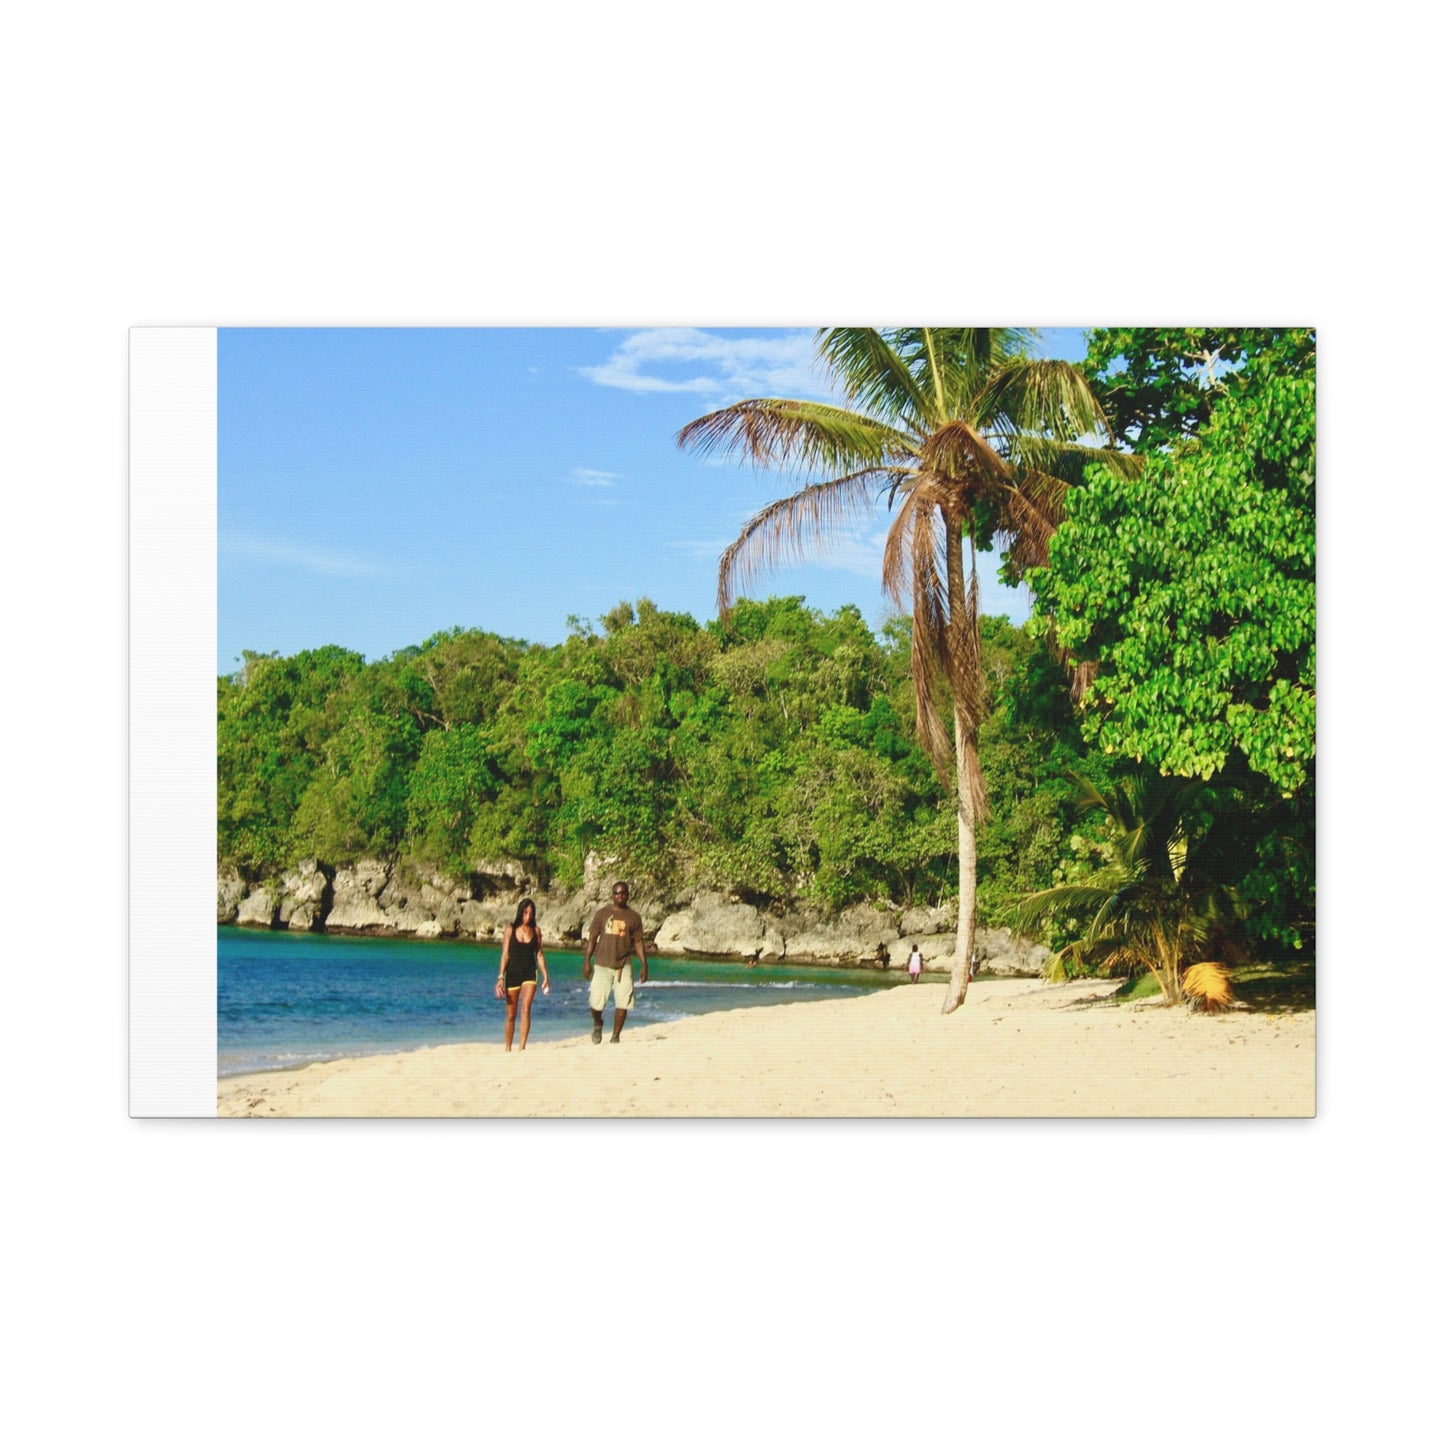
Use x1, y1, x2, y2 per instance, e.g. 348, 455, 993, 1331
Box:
583, 881, 648, 1043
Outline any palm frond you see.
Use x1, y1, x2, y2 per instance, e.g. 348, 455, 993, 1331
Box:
677, 398, 909, 476
716, 470, 885, 613
892, 327, 1040, 384
1002, 435, 1145, 486
916, 420, 1014, 496
978, 358, 1114, 444
1182, 962, 1234, 1012
815, 329, 933, 429
878, 476, 984, 814
1062, 771, 1108, 815
883, 487, 954, 780
995, 468, 1069, 575
1015, 880, 1118, 933
934, 519, 987, 817
881, 479, 945, 617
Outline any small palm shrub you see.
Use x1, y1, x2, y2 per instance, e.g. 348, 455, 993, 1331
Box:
1015, 771, 1245, 1006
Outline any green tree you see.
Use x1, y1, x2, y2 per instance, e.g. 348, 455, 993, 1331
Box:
217, 646, 365, 875
679, 328, 1137, 1011
290, 707, 420, 860
1031, 329, 1315, 795
974, 618, 1108, 924
404, 725, 500, 871
1082, 327, 1298, 454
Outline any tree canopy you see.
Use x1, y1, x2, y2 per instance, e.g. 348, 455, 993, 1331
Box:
1032, 328, 1315, 795
218, 601, 1096, 928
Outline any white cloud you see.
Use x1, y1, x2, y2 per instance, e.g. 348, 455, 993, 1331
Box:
220, 533, 398, 578
572, 468, 618, 487
578, 327, 832, 401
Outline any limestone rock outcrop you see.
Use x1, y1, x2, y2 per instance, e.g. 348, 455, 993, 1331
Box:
220, 854, 1050, 977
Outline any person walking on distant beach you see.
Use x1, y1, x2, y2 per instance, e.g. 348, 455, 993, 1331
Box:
496, 898, 549, 1051
583, 881, 648, 1043
907, 944, 923, 983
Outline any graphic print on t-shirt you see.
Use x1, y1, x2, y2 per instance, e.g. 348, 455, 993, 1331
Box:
606, 916, 630, 938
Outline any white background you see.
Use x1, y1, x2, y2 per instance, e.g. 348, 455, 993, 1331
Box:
8, 3, 1437, 1441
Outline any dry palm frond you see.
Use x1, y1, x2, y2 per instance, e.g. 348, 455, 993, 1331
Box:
879, 479, 984, 815
1181, 962, 1234, 1013
917, 419, 1013, 495
881, 478, 946, 615
716, 469, 888, 613
884, 487, 953, 780
996, 467, 1068, 575
1069, 657, 1099, 701
677, 399, 908, 474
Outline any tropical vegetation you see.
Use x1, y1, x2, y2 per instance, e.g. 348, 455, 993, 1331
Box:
218, 601, 1095, 927
1031, 327, 1316, 964
218, 325, 1315, 1012
1015, 771, 1246, 1005
678, 328, 1140, 1010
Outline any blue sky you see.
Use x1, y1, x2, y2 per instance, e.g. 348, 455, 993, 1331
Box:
218, 326, 1089, 674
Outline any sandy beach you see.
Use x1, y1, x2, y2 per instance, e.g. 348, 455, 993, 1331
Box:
216, 976, 1314, 1118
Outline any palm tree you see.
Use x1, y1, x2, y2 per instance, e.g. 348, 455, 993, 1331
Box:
678, 328, 1137, 1012
1014, 771, 1241, 1005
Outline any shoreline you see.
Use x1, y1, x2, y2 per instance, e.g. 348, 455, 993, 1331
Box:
217, 920, 916, 971
217, 976, 1316, 1119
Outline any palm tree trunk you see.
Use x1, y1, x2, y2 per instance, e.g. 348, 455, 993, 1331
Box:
941, 704, 977, 1014
937, 515, 983, 1015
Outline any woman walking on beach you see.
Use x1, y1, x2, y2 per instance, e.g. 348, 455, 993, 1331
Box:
496, 898, 549, 1051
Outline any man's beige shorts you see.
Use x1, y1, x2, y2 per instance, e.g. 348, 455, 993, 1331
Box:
589, 962, 634, 1011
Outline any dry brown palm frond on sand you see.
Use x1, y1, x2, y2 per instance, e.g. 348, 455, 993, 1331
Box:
1182, 962, 1234, 1013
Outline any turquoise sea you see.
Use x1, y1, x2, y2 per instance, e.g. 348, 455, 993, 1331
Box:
218, 927, 905, 1077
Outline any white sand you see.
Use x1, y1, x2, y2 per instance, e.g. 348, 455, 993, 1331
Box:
217, 976, 1315, 1118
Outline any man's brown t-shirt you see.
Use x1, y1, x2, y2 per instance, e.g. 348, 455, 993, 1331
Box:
587, 905, 645, 969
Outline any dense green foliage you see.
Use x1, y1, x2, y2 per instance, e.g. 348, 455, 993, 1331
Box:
1042, 328, 1315, 793
218, 602, 1092, 920
1028, 328, 1316, 957
1081, 327, 1303, 454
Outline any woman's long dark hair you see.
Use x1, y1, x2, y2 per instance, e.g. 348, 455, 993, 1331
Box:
511, 897, 538, 932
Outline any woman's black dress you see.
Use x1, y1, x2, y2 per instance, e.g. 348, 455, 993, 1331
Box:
504, 929, 540, 990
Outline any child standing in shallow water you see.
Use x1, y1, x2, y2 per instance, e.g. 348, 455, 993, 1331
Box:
908, 944, 923, 982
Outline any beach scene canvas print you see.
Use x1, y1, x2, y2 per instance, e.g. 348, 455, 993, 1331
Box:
207, 326, 1315, 1118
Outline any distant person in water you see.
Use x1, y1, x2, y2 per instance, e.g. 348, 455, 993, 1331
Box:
583, 881, 648, 1043
908, 944, 923, 982
496, 898, 549, 1051
874, 942, 891, 970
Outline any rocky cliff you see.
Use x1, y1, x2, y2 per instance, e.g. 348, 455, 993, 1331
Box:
217, 855, 1051, 977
